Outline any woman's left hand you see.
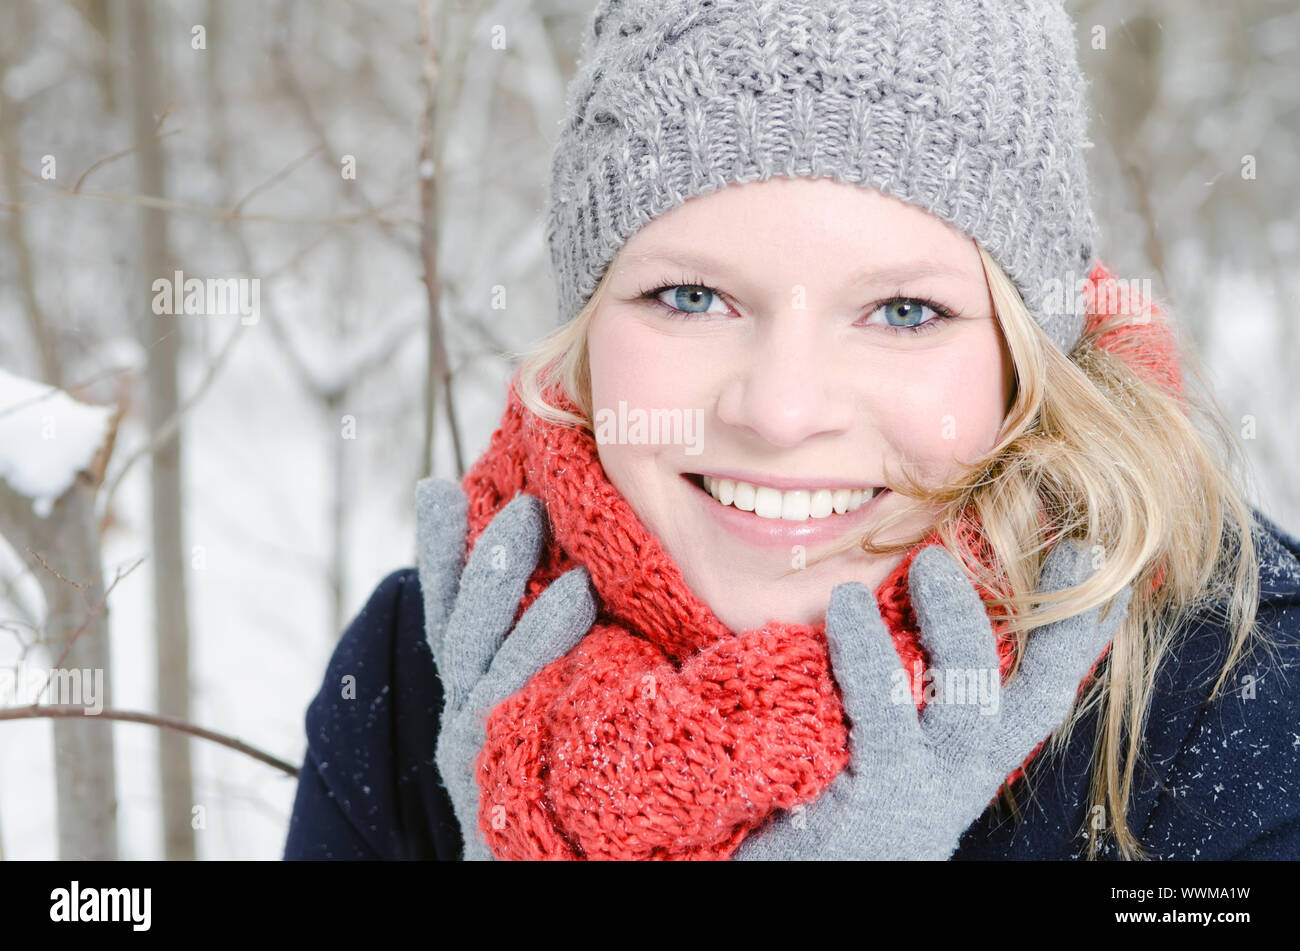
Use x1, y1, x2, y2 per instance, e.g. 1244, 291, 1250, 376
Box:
730, 538, 1130, 861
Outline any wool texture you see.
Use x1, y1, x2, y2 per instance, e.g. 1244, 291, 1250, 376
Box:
460, 264, 1180, 860
546, 0, 1096, 352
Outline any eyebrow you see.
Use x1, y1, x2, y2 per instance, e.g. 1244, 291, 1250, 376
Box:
618, 247, 969, 288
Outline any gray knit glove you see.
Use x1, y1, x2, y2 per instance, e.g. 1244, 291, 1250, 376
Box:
415, 477, 597, 861
731, 539, 1130, 861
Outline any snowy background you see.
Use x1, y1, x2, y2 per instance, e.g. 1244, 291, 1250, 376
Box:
0, 0, 1296, 859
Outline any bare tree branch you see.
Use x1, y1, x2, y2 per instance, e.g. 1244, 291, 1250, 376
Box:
230, 143, 324, 216
0, 185, 417, 227
71, 116, 181, 193
272, 0, 420, 257
24, 550, 143, 701
97, 321, 245, 524
0, 705, 298, 777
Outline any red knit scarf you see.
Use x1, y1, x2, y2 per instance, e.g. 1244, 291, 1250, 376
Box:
459, 264, 1180, 860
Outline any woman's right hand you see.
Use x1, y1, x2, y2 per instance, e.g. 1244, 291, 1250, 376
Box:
731, 538, 1130, 861
415, 477, 597, 860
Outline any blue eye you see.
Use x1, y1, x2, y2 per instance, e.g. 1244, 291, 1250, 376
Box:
655, 284, 726, 314
862, 298, 955, 334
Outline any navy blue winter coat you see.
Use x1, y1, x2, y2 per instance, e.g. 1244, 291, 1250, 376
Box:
283, 512, 1300, 860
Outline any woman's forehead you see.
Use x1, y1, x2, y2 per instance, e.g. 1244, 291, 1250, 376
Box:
616, 177, 985, 285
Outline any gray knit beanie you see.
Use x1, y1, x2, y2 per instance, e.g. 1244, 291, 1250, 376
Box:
544, 0, 1096, 353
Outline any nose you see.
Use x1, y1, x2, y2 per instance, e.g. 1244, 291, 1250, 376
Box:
715, 311, 856, 448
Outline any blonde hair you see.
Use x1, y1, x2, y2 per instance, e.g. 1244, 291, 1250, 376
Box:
514, 246, 1283, 860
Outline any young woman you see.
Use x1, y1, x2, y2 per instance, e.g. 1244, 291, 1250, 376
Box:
283, 0, 1300, 861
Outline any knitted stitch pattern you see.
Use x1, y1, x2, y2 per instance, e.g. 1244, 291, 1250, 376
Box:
545, 0, 1096, 352
462, 264, 1178, 860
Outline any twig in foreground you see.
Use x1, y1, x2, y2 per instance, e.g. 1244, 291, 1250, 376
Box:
0, 705, 298, 777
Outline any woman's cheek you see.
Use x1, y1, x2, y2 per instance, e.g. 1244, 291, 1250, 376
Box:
877, 400, 951, 483
589, 313, 706, 515
904, 348, 1003, 475
880, 358, 1004, 481
590, 316, 651, 408
590, 310, 705, 405
942, 330, 1014, 456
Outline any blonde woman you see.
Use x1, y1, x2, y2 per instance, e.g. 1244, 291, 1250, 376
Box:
284, 0, 1300, 861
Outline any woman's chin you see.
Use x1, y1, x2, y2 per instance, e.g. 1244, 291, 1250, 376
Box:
685, 551, 907, 633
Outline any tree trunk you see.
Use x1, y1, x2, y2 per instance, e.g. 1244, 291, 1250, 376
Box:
0, 2, 116, 861
0, 471, 120, 860
327, 391, 348, 640
0, 66, 62, 386
418, 0, 464, 480
125, 0, 196, 861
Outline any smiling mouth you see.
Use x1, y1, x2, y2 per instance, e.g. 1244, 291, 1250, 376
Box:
684, 473, 888, 521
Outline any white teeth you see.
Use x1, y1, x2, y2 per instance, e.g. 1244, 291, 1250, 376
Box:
701, 477, 884, 520
832, 488, 851, 514
780, 490, 811, 521
753, 486, 783, 519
